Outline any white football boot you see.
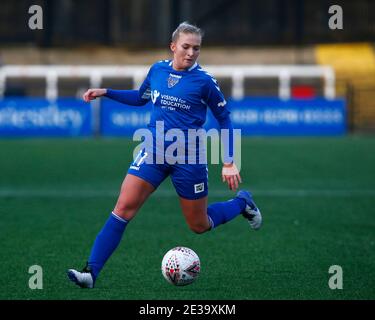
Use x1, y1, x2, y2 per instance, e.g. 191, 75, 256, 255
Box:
236, 190, 262, 230
67, 264, 95, 288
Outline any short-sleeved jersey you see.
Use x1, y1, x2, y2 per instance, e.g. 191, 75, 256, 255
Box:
139, 60, 230, 132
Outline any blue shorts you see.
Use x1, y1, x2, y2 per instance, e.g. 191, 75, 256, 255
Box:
127, 149, 208, 200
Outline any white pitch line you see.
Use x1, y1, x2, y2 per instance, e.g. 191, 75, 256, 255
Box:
0, 188, 375, 198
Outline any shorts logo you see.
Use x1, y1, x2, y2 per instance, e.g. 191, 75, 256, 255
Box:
167, 74, 181, 88
194, 182, 205, 194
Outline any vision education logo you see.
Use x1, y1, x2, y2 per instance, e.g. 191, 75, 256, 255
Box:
150, 91, 192, 111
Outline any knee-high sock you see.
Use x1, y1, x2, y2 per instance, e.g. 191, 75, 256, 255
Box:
88, 212, 128, 280
207, 198, 246, 229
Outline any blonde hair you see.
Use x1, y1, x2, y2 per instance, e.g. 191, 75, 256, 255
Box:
171, 22, 203, 42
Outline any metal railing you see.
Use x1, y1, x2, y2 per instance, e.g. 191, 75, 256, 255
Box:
0, 64, 336, 101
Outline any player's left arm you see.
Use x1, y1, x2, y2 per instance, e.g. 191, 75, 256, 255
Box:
204, 77, 241, 191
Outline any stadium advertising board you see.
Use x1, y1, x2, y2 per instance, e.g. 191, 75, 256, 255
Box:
0, 97, 345, 137
101, 99, 152, 136
0, 98, 92, 137
101, 98, 346, 136
222, 98, 346, 136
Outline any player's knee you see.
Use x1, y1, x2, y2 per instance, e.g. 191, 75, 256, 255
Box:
188, 223, 210, 234
114, 200, 139, 219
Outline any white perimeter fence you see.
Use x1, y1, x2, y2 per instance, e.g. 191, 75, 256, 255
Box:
0, 65, 336, 101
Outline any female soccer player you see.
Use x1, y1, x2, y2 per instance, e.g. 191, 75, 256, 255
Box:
67, 22, 262, 288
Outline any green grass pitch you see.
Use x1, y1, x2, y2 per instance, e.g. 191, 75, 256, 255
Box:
0, 136, 374, 300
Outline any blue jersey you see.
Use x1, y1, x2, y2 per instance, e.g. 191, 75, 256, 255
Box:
105, 60, 234, 198
105, 60, 234, 163
139, 60, 231, 132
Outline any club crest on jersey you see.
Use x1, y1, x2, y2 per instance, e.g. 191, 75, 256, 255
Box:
167, 73, 181, 88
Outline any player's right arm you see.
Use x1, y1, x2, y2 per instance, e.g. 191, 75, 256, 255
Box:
82, 64, 154, 106
83, 88, 149, 106
83, 88, 106, 102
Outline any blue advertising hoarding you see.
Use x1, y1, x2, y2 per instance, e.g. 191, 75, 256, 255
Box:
221, 98, 347, 136
100, 99, 152, 136
0, 98, 92, 137
0, 97, 346, 137
101, 97, 346, 137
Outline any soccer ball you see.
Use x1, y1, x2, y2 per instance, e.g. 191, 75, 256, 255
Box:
161, 246, 200, 286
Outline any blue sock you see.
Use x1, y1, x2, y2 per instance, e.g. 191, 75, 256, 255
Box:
88, 212, 128, 280
207, 197, 246, 229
